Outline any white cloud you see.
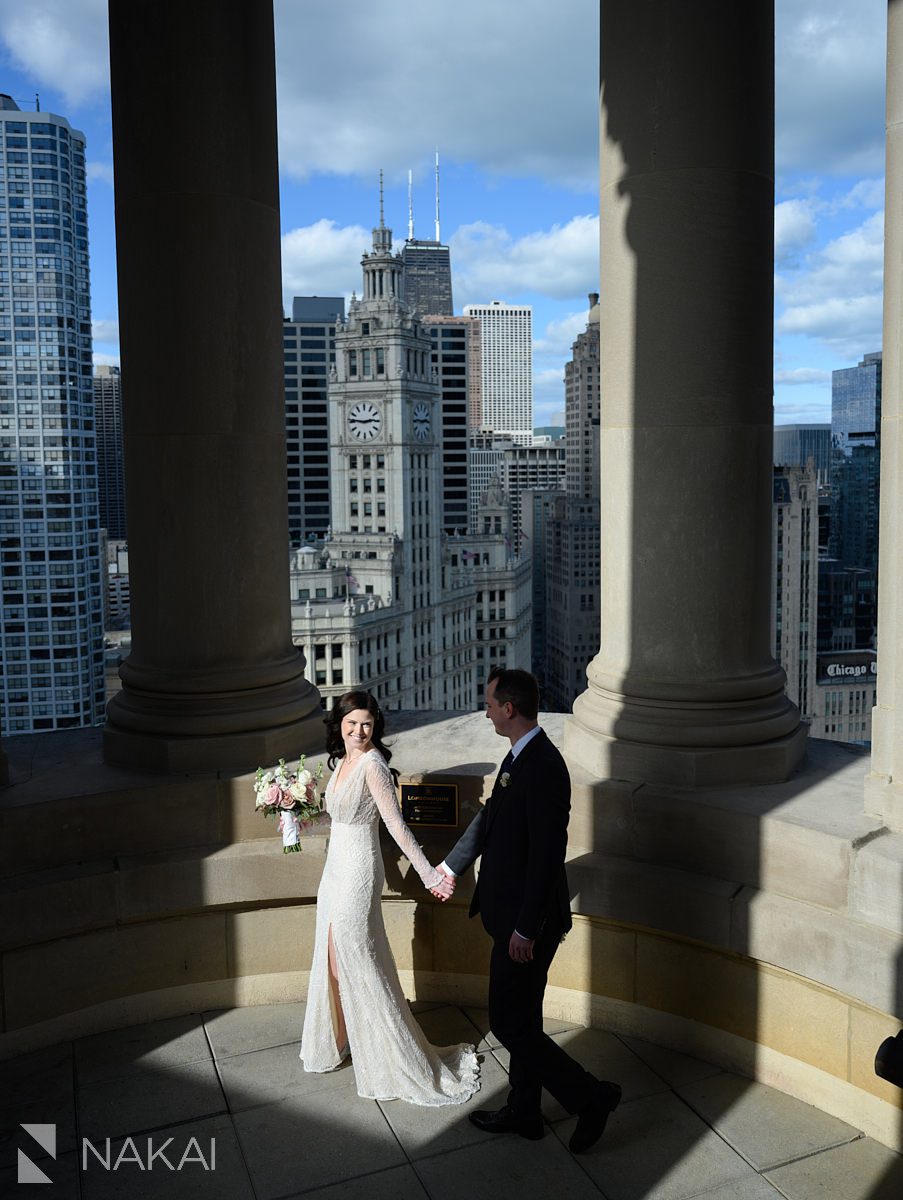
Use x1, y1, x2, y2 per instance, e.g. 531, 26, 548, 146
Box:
92, 318, 119, 344
452, 215, 598, 305
86, 160, 113, 186
534, 311, 592, 357
775, 199, 818, 266
533, 368, 567, 427
0, 0, 108, 107
774, 367, 831, 385
280, 220, 371, 313
774, 393, 832, 423
92, 351, 120, 368
776, 0, 886, 175
777, 210, 884, 356
273, 0, 598, 189
835, 177, 885, 210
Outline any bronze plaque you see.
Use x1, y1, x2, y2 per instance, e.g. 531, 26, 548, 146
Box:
400, 783, 459, 828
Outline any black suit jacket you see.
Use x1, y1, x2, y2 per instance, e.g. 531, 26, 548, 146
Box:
444, 728, 572, 942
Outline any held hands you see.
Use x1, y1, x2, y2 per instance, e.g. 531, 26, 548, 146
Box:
429, 864, 456, 902
509, 931, 535, 963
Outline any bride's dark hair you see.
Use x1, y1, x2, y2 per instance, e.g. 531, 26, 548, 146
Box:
324, 690, 396, 780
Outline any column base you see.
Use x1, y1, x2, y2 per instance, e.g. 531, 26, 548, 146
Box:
104, 706, 325, 773
864, 772, 903, 832
564, 712, 808, 788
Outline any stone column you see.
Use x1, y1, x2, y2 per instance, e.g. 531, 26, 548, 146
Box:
565, 0, 806, 788
865, 0, 903, 830
104, 0, 323, 772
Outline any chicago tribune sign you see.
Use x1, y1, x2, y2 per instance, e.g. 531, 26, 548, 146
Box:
816, 651, 878, 687
17, 1124, 215, 1184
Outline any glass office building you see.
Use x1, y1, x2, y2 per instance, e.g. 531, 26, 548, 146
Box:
0, 95, 105, 734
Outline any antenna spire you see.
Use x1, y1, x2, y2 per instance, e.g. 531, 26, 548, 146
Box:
379, 169, 385, 228
434, 149, 441, 242
408, 169, 414, 240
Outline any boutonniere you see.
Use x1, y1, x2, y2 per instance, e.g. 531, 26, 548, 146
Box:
500, 772, 511, 788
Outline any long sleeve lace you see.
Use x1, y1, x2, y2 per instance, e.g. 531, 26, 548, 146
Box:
364, 753, 442, 889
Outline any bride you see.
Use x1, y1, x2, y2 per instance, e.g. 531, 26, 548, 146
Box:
300, 690, 480, 1105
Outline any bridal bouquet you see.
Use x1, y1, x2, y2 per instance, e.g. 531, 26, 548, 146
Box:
254, 756, 325, 853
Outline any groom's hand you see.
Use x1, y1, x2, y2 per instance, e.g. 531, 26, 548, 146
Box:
430, 864, 456, 902
509, 931, 535, 963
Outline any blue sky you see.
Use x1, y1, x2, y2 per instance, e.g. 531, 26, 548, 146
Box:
0, 0, 888, 427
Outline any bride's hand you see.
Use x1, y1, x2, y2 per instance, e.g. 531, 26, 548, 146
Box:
430, 873, 455, 901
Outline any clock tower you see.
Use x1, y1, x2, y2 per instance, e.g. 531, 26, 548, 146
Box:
329, 181, 441, 546
321, 181, 447, 706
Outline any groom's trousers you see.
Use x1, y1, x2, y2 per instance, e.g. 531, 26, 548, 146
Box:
489, 920, 596, 1119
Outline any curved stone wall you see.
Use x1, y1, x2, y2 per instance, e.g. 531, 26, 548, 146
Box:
2, 717, 902, 1150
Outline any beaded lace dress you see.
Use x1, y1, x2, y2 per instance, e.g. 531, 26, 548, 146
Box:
300, 748, 480, 1105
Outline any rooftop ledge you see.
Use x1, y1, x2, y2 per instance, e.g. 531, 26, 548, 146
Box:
2, 714, 902, 1016
2, 713, 903, 1148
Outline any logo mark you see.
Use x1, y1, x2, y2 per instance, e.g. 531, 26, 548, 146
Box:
18, 1123, 56, 1184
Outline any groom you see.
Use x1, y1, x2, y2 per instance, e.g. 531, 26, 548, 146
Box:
437, 667, 621, 1153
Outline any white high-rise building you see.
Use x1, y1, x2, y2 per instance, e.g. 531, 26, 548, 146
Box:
462, 300, 532, 445
0, 95, 105, 736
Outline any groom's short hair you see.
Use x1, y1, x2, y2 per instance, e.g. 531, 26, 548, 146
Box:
488, 667, 540, 721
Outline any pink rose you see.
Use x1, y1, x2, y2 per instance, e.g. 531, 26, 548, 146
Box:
265, 784, 282, 806
279, 791, 296, 809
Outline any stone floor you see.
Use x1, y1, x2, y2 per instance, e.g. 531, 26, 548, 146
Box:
2, 1001, 902, 1199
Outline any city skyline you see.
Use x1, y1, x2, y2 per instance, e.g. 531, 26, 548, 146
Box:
0, 0, 889, 427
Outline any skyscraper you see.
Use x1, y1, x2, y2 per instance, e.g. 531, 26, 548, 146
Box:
831, 352, 881, 454
283, 296, 343, 544
462, 300, 533, 445
822, 352, 881, 654
773, 423, 831, 485
93, 364, 126, 539
0, 95, 105, 734
425, 314, 480, 533
401, 240, 453, 316
400, 155, 454, 317
541, 297, 601, 710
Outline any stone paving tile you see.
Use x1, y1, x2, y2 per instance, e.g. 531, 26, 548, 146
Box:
462, 1005, 580, 1052
408, 1001, 447, 1015
80, 1113, 252, 1200
621, 1035, 725, 1090
0, 1147, 80, 1198
203, 1002, 307, 1060
492, 1026, 668, 1122
234, 1089, 406, 1199
281, 1162, 431, 1200
78, 1058, 226, 1142
412, 1128, 605, 1200
217, 1038, 356, 1113
688, 1176, 786, 1199
677, 1072, 861, 1171
554, 1091, 757, 1200
765, 1135, 903, 1200
0, 1087, 78, 1169
412, 1003, 483, 1050
0, 1040, 74, 1105
377, 1049, 510, 1161
75, 1015, 211, 1085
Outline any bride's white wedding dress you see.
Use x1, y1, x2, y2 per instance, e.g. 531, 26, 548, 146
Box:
300, 748, 480, 1105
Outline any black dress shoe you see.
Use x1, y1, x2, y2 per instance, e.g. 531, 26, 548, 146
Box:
569, 1080, 622, 1153
468, 1104, 544, 1140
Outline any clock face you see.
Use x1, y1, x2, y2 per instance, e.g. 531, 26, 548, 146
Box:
348, 401, 382, 441
412, 402, 431, 441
